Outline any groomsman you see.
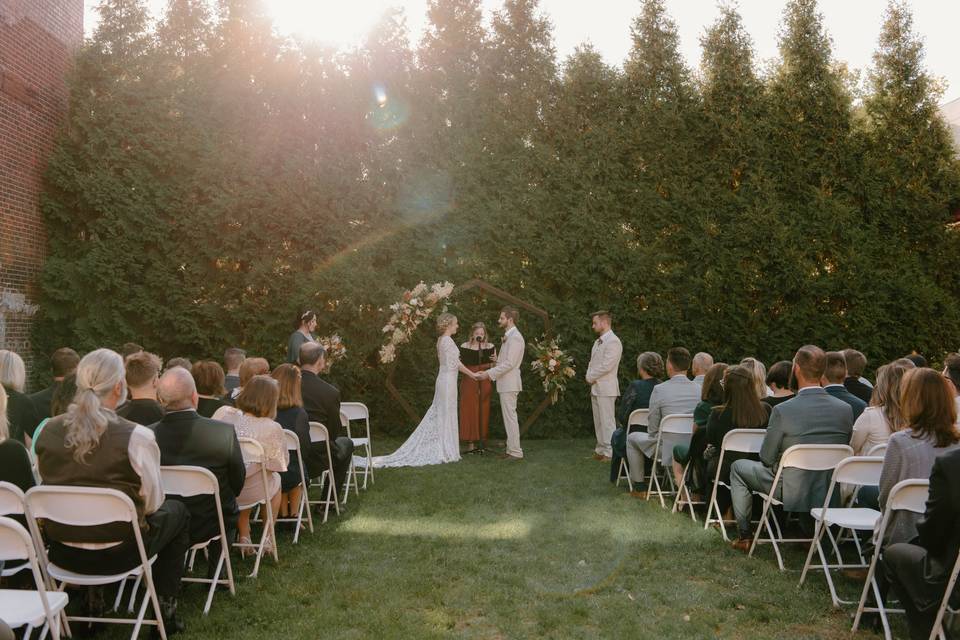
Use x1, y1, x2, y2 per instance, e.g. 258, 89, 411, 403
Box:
479, 306, 525, 460
586, 311, 622, 461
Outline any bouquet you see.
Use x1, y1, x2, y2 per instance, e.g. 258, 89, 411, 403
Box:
318, 333, 346, 373
378, 281, 455, 364
530, 336, 576, 404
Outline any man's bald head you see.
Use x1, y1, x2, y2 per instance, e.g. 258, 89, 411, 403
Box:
158, 366, 199, 411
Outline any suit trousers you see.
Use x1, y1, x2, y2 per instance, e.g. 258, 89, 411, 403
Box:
883, 542, 953, 640
591, 395, 616, 456
499, 392, 523, 458
626, 431, 653, 483
730, 459, 776, 538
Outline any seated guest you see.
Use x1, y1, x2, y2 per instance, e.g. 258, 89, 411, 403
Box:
673, 362, 727, 494
30, 347, 79, 421
740, 357, 769, 398
942, 353, 960, 417
822, 351, 867, 420
906, 353, 928, 368
223, 348, 245, 397
191, 361, 227, 418
117, 351, 165, 425
850, 361, 910, 456
878, 368, 960, 545
31, 373, 77, 457
152, 367, 245, 564
299, 342, 355, 502
120, 342, 143, 360
35, 349, 190, 633
288, 309, 318, 364
0, 386, 34, 493
224, 357, 270, 404
271, 364, 312, 520
0, 350, 38, 444
882, 447, 960, 640
165, 357, 192, 372
691, 352, 714, 387
763, 361, 796, 408
625, 347, 700, 494
610, 352, 663, 482
843, 349, 873, 404
730, 345, 854, 551
217, 376, 287, 550
705, 365, 772, 515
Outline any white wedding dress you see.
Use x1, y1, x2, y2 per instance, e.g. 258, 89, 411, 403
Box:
367, 335, 462, 468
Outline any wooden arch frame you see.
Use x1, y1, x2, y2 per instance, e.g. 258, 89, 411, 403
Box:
384, 279, 554, 435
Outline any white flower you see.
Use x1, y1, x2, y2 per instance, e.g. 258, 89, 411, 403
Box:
548, 358, 558, 369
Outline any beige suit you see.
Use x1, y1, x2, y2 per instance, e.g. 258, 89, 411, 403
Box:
487, 326, 524, 458
586, 330, 622, 457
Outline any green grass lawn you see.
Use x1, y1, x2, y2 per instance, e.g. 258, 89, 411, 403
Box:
158, 438, 891, 639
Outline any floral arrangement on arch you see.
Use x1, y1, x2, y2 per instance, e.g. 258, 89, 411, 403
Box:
378, 281, 455, 364
530, 336, 576, 404
318, 333, 347, 373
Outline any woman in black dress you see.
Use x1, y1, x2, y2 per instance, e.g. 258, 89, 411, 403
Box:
459, 322, 496, 452
0, 350, 38, 445
271, 364, 312, 520
191, 361, 228, 418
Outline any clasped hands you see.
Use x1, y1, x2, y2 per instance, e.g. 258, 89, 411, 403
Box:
472, 371, 490, 381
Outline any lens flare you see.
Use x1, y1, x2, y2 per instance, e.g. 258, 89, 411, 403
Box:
367, 84, 410, 131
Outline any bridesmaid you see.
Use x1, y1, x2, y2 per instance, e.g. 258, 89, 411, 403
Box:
287, 309, 318, 364
459, 322, 496, 452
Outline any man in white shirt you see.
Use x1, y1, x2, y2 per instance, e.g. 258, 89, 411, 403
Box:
691, 352, 714, 387
585, 311, 622, 461
480, 306, 525, 460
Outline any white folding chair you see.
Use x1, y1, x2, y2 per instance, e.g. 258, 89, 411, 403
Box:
25, 485, 167, 640
341, 401, 374, 489
0, 481, 32, 579
339, 412, 361, 503
703, 429, 766, 541
799, 456, 884, 607
234, 437, 278, 578
866, 443, 888, 458
852, 479, 931, 640
308, 422, 341, 523
275, 430, 314, 543
616, 409, 649, 491
0, 516, 69, 640
160, 465, 236, 614
748, 443, 853, 571
647, 414, 694, 508
929, 543, 960, 640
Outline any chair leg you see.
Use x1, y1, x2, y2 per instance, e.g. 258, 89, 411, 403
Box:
799, 519, 824, 586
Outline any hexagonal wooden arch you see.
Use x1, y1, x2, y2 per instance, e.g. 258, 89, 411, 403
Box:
385, 279, 553, 435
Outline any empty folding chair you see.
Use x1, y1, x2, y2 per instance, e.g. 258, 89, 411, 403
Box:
275, 430, 314, 543
852, 479, 931, 640
160, 465, 236, 614
703, 429, 766, 541
647, 414, 694, 508
339, 412, 361, 504
341, 401, 374, 489
616, 409, 649, 491
234, 437, 278, 578
748, 443, 853, 571
799, 455, 884, 607
0, 516, 69, 640
25, 485, 167, 640
307, 422, 341, 523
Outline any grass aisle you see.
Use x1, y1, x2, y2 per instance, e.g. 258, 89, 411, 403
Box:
176, 438, 883, 639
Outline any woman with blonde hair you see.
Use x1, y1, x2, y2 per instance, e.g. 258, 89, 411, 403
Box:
369, 312, 478, 467
0, 350, 38, 444
740, 357, 769, 398
459, 321, 496, 452
0, 385, 34, 492
850, 361, 911, 455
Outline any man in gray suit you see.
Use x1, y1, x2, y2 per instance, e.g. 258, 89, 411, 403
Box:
730, 345, 854, 551
625, 347, 700, 494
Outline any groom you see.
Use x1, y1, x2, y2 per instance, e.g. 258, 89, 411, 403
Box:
478, 306, 525, 460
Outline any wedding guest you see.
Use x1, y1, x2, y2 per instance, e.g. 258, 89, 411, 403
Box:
822, 351, 867, 420
223, 347, 246, 396
30, 347, 79, 421
271, 364, 311, 520
120, 342, 143, 359
610, 352, 663, 483
30, 373, 77, 457
843, 349, 874, 404
763, 361, 796, 408
0, 386, 34, 493
942, 353, 960, 416
35, 349, 190, 633
906, 353, 928, 368
878, 368, 960, 545
850, 361, 910, 456
165, 357, 192, 372
152, 367, 245, 567
691, 352, 714, 387
459, 322, 496, 452
672, 363, 727, 494
117, 351, 165, 426
191, 360, 227, 418
586, 311, 623, 461
0, 350, 38, 444
224, 357, 270, 404
739, 357, 769, 398
287, 309, 318, 364
299, 343, 354, 501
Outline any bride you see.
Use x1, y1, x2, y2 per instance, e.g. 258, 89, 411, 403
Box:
369, 313, 479, 468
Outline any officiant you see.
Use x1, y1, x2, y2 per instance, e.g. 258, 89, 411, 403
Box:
460, 322, 496, 451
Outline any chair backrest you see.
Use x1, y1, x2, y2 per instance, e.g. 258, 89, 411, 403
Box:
25, 485, 138, 527
283, 429, 301, 452
0, 480, 26, 516
308, 421, 330, 443
340, 402, 369, 422
160, 465, 218, 498
721, 429, 766, 454
780, 444, 853, 472
866, 443, 888, 457
660, 414, 695, 435
832, 456, 884, 487
238, 437, 265, 465
628, 409, 649, 427
0, 514, 34, 563
887, 479, 930, 514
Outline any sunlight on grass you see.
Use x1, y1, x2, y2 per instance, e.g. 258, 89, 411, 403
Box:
341, 514, 533, 540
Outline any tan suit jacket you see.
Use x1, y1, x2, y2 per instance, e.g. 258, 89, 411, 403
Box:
487, 327, 524, 393
586, 331, 622, 397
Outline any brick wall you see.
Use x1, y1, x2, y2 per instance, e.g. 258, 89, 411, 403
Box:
0, 0, 82, 378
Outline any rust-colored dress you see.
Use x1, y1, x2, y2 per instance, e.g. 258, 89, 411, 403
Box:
459, 344, 496, 442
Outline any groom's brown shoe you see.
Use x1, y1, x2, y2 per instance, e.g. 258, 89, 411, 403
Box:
591, 453, 605, 461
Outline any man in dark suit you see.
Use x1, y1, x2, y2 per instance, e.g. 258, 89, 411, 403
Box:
151, 367, 245, 567
730, 345, 855, 551
822, 351, 867, 420
299, 342, 354, 503
30, 347, 79, 421
842, 348, 874, 404
883, 447, 960, 640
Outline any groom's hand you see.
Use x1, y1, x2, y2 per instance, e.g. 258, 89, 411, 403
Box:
476, 371, 489, 380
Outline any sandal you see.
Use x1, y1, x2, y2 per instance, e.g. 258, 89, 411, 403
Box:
237, 536, 253, 558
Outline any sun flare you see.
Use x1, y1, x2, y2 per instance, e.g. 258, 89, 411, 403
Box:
266, 0, 391, 47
